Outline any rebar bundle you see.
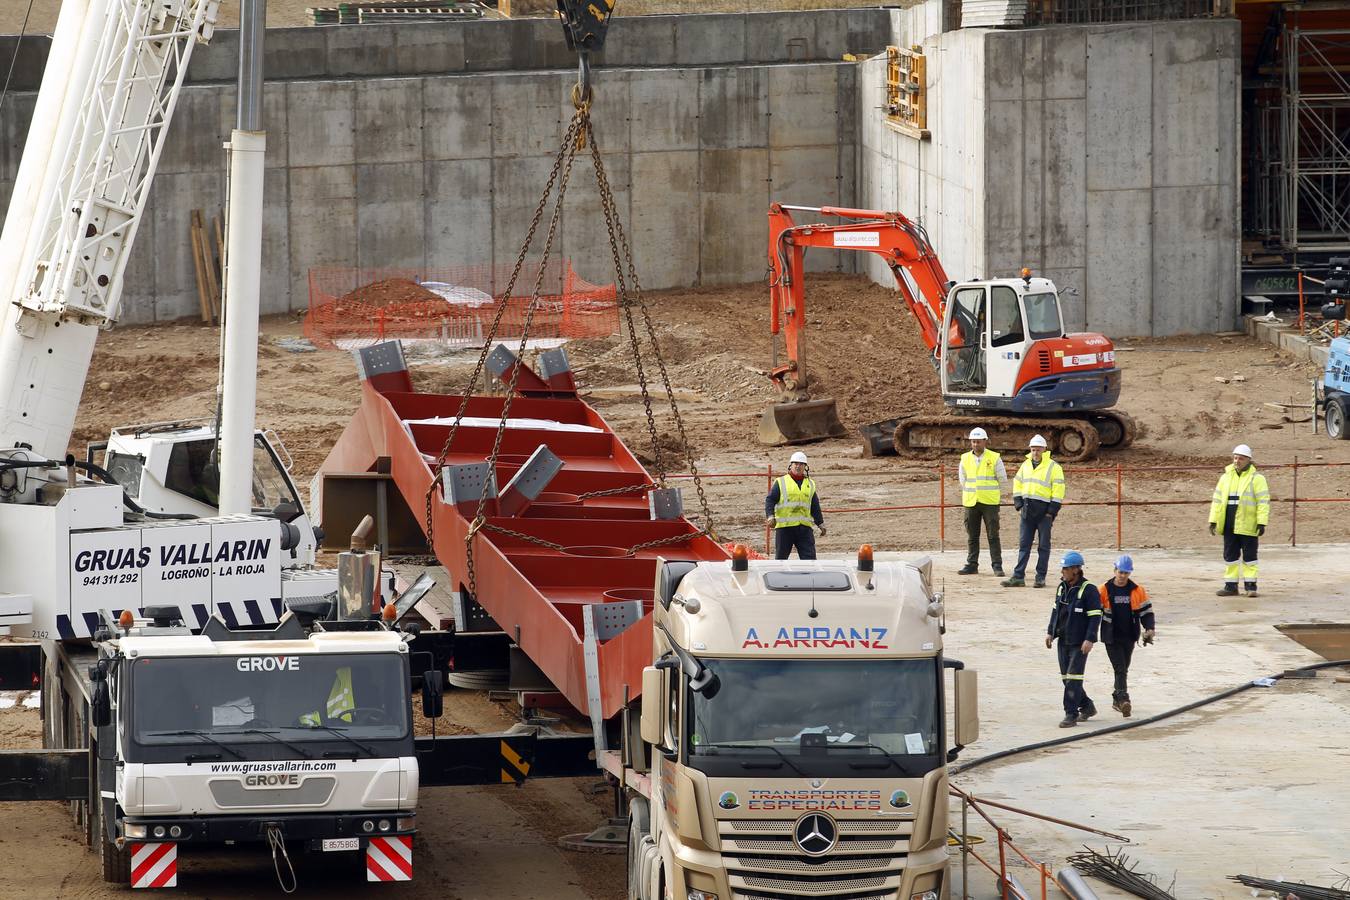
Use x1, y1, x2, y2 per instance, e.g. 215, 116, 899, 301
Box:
1066, 847, 1178, 900
1229, 874, 1350, 900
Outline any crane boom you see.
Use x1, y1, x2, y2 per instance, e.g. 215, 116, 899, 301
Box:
0, 0, 219, 461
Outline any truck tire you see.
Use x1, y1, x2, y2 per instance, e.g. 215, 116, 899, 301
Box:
627, 796, 650, 900
1327, 397, 1349, 440
99, 826, 130, 884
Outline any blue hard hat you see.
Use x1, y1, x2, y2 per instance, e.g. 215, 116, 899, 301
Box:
1060, 550, 1085, 568
1114, 554, 1134, 573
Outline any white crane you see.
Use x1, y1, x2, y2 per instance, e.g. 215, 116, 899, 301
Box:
0, 0, 219, 476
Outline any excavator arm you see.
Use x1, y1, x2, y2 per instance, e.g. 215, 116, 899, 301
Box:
767, 203, 952, 396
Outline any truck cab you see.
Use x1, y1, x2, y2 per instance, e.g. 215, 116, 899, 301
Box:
80, 609, 425, 886
939, 275, 1120, 414
93, 421, 319, 565
626, 552, 977, 900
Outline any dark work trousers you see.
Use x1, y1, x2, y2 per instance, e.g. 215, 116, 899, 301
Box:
1105, 641, 1135, 702
1222, 532, 1259, 588
1013, 511, 1053, 581
964, 503, 1002, 569
1056, 639, 1094, 718
774, 525, 817, 560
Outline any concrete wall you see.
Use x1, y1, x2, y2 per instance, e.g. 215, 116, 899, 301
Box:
859, 28, 988, 288
0, 11, 890, 323
859, 17, 1242, 337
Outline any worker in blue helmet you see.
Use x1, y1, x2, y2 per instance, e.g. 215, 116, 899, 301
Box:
1099, 554, 1156, 717
1044, 550, 1101, 728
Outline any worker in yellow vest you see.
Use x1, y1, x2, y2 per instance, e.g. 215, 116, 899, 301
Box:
299, 667, 355, 727
1003, 434, 1065, 588
958, 427, 1007, 577
1209, 443, 1270, 597
765, 450, 826, 560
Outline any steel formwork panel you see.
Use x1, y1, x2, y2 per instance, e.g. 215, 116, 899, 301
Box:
321, 379, 727, 719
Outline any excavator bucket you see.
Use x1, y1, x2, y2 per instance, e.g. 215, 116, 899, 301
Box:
757, 399, 847, 446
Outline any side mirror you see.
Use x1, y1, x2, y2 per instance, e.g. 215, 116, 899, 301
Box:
639, 666, 663, 746
92, 680, 111, 728
954, 669, 979, 748
421, 670, 444, 719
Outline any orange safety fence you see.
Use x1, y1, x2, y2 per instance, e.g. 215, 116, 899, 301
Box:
663, 458, 1350, 556
305, 260, 618, 351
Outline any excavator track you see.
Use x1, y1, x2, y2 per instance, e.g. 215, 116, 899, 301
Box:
893, 415, 1102, 463
1086, 410, 1137, 451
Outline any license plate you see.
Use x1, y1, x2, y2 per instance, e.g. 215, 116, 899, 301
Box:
322, 838, 360, 852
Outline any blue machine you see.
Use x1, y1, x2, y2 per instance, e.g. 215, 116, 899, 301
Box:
1317, 336, 1350, 440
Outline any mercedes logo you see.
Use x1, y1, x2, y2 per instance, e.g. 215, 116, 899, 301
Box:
792, 812, 838, 857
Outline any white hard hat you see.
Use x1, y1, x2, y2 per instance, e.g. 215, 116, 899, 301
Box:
968, 427, 988, 440
1232, 444, 1253, 459
789, 451, 809, 465
1029, 434, 1048, 449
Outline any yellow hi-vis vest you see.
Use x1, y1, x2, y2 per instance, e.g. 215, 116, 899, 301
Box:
300, 667, 354, 726
774, 475, 816, 528
1209, 464, 1270, 537
1013, 453, 1066, 504
961, 450, 1002, 507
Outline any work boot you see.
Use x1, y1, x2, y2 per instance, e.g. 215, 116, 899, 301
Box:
958, 564, 978, 575
1001, 576, 1026, 587
1216, 584, 1239, 597
1078, 704, 1097, 722
1111, 699, 1123, 714
1033, 578, 1046, 588
1245, 583, 1258, 598
1120, 700, 1132, 717
992, 567, 1006, 578
1058, 715, 1077, 728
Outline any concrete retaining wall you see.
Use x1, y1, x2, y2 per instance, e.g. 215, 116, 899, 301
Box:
860, 16, 1242, 337
0, 10, 889, 323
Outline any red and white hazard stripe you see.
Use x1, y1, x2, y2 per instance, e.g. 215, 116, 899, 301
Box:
366, 835, 413, 882
131, 842, 177, 889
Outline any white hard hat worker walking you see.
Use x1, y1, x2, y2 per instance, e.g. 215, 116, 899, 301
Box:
1004, 434, 1065, 588
1208, 443, 1269, 597
957, 427, 1007, 577
765, 451, 826, 560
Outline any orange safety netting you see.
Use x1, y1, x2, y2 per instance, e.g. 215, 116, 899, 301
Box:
304, 260, 618, 351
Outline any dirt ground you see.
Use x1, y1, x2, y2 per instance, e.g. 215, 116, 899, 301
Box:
69, 273, 1349, 559
3, 271, 1345, 897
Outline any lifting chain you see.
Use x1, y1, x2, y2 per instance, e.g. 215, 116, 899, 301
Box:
586, 135, 717, 539
422, 110, 588, 564
423, 85, 718, 600
574, 481, 656, 500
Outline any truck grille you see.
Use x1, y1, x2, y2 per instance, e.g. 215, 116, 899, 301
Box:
719, 818, 910, 900
209, 777, 337, 808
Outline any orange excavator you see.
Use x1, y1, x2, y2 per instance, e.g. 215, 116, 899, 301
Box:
761, 204, 1136, 462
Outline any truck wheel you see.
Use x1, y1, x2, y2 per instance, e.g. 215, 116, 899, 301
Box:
1327, 398, 1349, 440
100, 831, 131, 884
627, 796, 650, 900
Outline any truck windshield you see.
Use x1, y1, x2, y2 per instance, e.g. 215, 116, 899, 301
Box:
132, 654, 409, 748
686, 658, 941, 777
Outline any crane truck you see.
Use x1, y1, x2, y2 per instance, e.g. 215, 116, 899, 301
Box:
761, 204, 1137, 462
0, 1, 596, 891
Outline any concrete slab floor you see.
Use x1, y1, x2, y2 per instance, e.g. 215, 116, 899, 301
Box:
863, 543, 1350, 899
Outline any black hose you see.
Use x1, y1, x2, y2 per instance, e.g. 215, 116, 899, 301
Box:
951, 658, 1350, 775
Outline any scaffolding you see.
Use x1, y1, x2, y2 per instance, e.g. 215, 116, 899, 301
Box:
1279, 26, 1350, 250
